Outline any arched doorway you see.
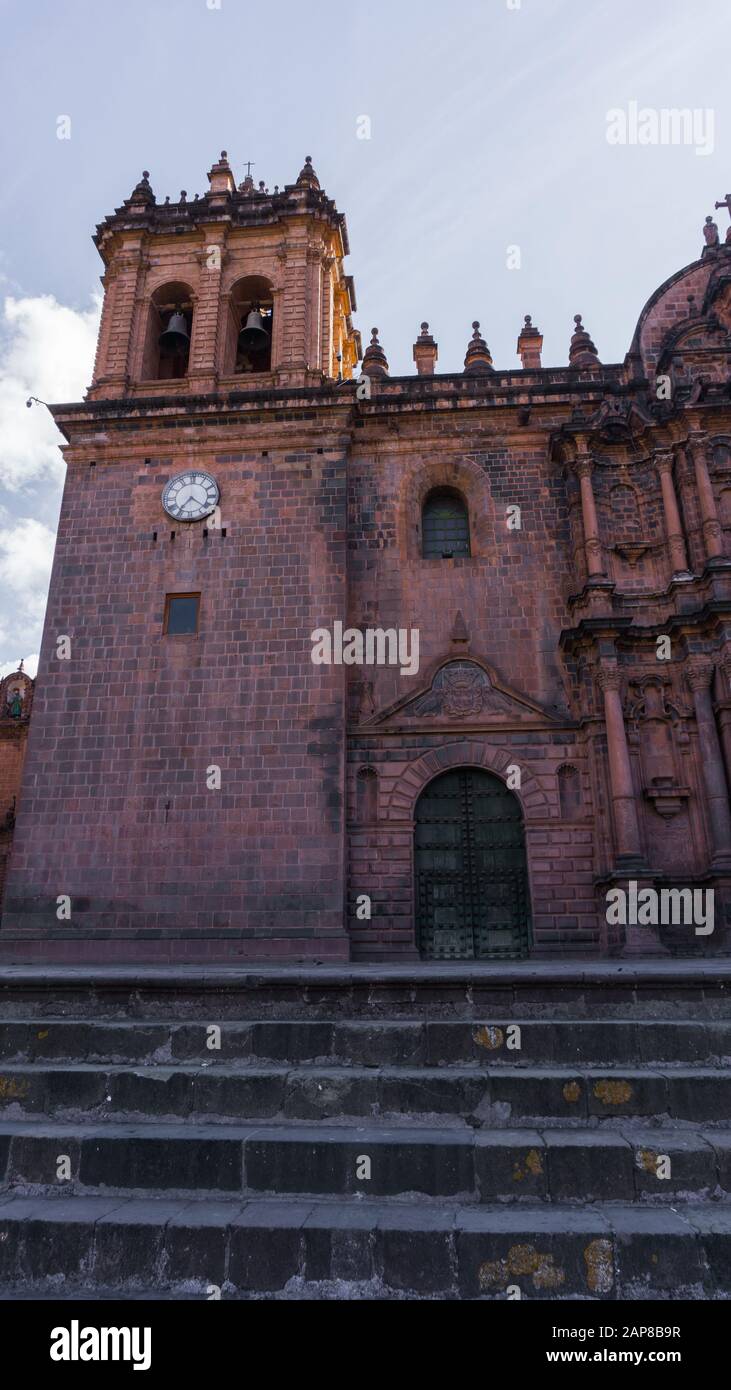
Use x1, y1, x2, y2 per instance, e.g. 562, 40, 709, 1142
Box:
414, 768, 531, 959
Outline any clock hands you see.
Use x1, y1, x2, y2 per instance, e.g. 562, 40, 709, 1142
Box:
163, 472, 218, 520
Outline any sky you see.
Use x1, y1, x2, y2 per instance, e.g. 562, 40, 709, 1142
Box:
0, 0, 729, 673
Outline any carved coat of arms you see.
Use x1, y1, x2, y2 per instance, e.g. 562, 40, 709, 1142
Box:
410, 662, 517, 719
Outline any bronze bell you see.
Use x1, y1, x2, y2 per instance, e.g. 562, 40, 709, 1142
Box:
238, 307, 270, 354
158, 310, 190, 355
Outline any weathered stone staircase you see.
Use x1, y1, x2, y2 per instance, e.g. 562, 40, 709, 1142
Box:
0, 962, 730, 1300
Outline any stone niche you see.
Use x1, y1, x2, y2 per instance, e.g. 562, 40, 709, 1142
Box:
627, 675, 695, 871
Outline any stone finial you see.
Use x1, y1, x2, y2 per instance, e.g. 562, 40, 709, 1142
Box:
569, 314, 600, 368
703, 215, 720, 250
464, 321, 493, 375
128, 170, 155, 208
361, 327, 389, 379
207, 150, 236, 198
296, 155, 321, 189
450, 611, 470, 651
517, 314, 543, 369
413, 321, 438, 376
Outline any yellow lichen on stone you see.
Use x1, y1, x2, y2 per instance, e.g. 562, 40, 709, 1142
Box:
636, 1148, 658, 1172
473, 1025, 504, 1051
512, 1149, 544, 1181
563, 1080, 582, 1102
0, 1077, 30, 1099
584, 1238, 614, 1294
593, 1079, 633, 1105
37, 1030, 48, 1040
479, 1244, 565, 1291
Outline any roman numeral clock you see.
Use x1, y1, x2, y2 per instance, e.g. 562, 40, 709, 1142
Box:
162, 471, 219, 521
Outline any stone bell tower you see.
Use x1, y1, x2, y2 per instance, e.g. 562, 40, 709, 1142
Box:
0, 152, 361, 964
89, 152, 360, 398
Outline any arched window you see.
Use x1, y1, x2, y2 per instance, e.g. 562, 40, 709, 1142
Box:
421, 488, 470, 559
224, 275, 274, 375
142, 282, 193, 381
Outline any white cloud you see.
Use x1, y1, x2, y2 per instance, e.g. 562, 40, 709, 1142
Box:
0, 290, 99, 667
0, 292, 100, 492
0, 513, 56, 665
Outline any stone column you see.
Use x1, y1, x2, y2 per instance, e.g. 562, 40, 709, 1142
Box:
686, 658, 731, 866
596, 666, 644, 864
655, 450, 691, 576
688, 432, 724, 562
574, 456, 606, 578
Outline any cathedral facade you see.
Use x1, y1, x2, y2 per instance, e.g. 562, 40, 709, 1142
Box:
2, 154, 731, 964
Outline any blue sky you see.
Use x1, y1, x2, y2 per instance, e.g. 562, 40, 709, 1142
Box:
0, 0, 729, 671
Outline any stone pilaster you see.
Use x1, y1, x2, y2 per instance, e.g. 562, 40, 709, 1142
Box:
188, 232, 226, 388
321, 255, 335, 378
718, 654, 731, 795
306, 243, 323, 376
686, 658, 731, 867
90, 236, 147, 398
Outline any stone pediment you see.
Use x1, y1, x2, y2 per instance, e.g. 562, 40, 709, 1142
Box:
369, 660, 563, 728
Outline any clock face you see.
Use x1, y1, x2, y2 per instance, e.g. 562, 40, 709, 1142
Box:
162, 471, 219, 522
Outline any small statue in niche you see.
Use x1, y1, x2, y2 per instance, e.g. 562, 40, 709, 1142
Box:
7, 686, 23, 718
703, 215, 720, 249
629, 679, 690, 821
638, 682, 676, 782
358, 680, 375, 721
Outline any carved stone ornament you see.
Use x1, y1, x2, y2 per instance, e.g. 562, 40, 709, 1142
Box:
409, 662, 517, 719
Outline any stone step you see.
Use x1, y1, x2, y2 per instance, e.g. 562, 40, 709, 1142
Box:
2, 1119, 729, 1203
1, 1062, 729, 1124
2, 1017, 730, 1066
1, 1192, 729, 1298
1, 961, 729, 1023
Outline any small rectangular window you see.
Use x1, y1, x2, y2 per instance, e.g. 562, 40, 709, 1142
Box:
164, 593, 200, 635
